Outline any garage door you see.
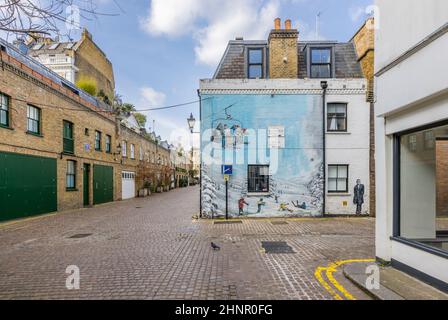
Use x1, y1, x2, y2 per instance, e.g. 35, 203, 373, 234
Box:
122, 171, 135, 200
0, 151, 57, 222
93, 165, 114, 205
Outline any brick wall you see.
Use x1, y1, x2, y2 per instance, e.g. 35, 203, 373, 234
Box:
0, 49, 172, 215
118, 126, 172, 192
0, 51, 120, 211
268, 29, 298, 79
352, 18, 376, 217
75, 31, 115, 101
436, 139, 448, 217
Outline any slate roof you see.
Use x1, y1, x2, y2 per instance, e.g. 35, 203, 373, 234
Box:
214, 40, 363, 79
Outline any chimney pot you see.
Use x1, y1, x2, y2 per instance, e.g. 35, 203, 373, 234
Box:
274, 18, 281, 30
285, 19, 292, 30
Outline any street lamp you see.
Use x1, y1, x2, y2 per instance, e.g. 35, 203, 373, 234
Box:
187, 113, 196, 134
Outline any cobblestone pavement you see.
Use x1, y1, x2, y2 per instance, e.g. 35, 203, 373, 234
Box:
0, 187, 375, 300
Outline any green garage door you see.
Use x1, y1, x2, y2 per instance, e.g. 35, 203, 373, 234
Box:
0, 151, 57, 222
93, 165, 114, 205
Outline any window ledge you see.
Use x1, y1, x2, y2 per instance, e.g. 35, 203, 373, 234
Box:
326, 131, 351, 135
62, 151, 75, 156
26, 131, 43, 138
0, 125, 13, 130
327, 193, 352, 197
247, 192, 270, 197
66, 188, 79, 192
390, 236, 448, 260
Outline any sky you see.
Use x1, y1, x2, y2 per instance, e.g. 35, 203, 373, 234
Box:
2, 0, 374, 149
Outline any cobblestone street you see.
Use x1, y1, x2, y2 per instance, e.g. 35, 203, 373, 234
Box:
0, 187, 375, 300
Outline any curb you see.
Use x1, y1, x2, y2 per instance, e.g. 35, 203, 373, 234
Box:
342, 263, 405, 300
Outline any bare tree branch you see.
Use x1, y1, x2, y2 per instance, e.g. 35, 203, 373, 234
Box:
0, 0, 120, 40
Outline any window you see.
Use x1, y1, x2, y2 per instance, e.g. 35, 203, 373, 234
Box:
328, 165, 349, 193
95, 131, 102, 151
27, 105, 41, 134
66, 160, 76, 190
139, 146, 143, 161
63, 120, 74, 154
327, 103, 347, 132
424, 131, 435, 150
130, 144, 135, 159
268, 126, 285, 149
397, 123, 448, 254
310, 48, 332, 78
248, 165, 270, 193
0, 92, 9, 127
105, 135, 111, 153
248, 48, 263, 79
122, 141, 127, 157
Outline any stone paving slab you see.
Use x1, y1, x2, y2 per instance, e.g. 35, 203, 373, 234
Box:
343, 262, 448, 300
0, 187, 375, 300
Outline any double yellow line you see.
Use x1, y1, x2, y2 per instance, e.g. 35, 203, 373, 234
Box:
315, 259, 375, 300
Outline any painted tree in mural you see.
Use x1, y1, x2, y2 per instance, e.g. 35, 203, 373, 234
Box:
307, 164, 325, 209
201, 165, 220, 217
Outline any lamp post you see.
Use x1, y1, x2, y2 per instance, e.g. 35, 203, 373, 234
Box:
187, 113, 196, 134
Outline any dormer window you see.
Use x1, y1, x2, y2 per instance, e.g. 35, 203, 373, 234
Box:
248, 48, 264, 79
310, 48, 332, 78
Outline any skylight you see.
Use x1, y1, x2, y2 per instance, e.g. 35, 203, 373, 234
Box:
32, 44, 44, 50
48, 43, 59, 50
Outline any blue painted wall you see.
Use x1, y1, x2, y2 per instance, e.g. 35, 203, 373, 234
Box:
201, 94, 324, 218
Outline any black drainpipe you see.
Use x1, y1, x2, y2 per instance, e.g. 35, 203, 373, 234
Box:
197, 89, 202, 218
321, 81, 328, 216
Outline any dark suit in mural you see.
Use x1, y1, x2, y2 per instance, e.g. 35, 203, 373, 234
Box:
353, 179, 365, 214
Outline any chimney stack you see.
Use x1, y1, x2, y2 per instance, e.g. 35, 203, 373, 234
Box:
274, 18, 281, 30
268, 18, 299, 79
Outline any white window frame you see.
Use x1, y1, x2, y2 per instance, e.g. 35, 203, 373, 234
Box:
268, 126, 285, 149
122, 141, 127, 157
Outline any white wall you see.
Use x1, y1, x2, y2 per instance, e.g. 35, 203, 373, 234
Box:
326, 94, 370, 215
375, 0, 448, 70
375, 0, 448, 282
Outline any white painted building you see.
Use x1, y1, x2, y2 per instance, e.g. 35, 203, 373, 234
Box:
375, 0, 448, 291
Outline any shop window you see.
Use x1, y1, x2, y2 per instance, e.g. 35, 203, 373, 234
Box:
397, 123, 448, 253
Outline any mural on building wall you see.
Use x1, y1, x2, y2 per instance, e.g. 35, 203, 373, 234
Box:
201, 94, 324, 218
353, 179, 365, 214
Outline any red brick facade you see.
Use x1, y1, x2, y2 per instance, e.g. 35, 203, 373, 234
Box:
436, 139, 448, 217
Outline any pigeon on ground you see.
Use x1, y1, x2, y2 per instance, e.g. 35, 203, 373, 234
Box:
211, 242, 221, 251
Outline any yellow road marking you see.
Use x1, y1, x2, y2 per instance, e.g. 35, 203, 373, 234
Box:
315, 259, 376, 300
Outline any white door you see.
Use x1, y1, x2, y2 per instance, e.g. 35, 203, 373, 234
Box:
122, 171, 136, 200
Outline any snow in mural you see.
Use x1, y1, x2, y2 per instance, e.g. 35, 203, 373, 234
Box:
201, 94, 324, 218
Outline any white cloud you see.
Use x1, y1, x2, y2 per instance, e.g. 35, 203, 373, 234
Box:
140, 86, 166, 107
349, 6, 365, 22
141, 0, 281, 66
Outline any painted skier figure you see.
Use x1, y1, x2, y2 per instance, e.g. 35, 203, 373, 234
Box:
292, 201, 307, 210
238, 197, 249, 216
353, 179, 365, 215
257, 198, 266, 213
279, 203, 293, 213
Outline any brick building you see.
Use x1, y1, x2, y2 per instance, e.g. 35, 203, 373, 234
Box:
0, 38, 170, 222
27, 29, 115, 102
199, 18, 373, 218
